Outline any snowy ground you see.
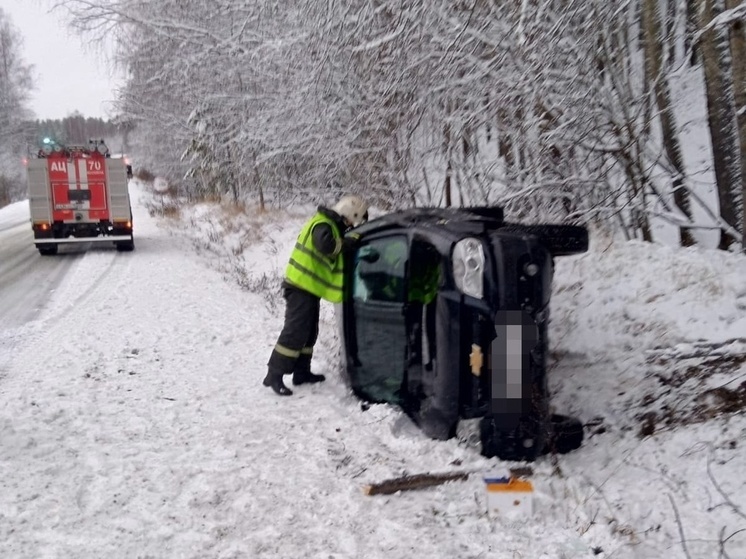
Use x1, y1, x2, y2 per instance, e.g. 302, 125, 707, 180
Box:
1, 182, 745, 558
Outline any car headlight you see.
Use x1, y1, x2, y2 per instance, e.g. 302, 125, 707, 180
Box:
452, 237, 484, 298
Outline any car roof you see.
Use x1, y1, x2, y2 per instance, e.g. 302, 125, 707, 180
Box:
354, 206, 504, 237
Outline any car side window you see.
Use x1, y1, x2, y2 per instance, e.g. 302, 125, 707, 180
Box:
353, 236, 408, 303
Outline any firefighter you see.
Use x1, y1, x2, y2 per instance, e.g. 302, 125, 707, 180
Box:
263, 195, 369, 396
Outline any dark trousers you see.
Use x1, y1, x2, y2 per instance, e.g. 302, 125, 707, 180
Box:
267, 285, 320, 378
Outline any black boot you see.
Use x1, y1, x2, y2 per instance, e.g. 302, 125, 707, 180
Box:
292, 370, 326, 386
263, 373, 293, 396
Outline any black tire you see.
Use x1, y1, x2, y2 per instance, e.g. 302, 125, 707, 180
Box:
37, 244, 58, 256
116, 240, 135, 252
479, 416, 546, 462
548, 414, 584, 454
499, 224, 588, 256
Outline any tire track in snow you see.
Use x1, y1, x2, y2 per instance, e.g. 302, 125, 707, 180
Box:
0, 244, 120, 384
37, 248, 121, 328
0, 216, 28, 235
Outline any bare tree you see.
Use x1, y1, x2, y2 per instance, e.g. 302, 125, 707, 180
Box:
724, 0, 746, 247
0, 7, 35, 206
642, 0, 695, 246
698, 0, 744, 250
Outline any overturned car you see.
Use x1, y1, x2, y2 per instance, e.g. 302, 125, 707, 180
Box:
338, 206, 588, 461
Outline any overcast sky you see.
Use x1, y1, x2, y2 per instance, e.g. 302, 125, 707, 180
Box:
0, 0, 122, 121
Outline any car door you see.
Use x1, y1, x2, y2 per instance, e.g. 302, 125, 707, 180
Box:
348, 235, 408, 404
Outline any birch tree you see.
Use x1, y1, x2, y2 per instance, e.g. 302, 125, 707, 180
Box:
698, 0, 743, 250
724, 0, 746, 246
642, 0, 694, 246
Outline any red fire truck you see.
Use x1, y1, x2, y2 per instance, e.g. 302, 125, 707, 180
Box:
27, 139, 134, 255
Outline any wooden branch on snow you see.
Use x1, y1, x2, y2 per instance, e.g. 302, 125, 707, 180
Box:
363, 471, 471, 496
646, 338, 746, 362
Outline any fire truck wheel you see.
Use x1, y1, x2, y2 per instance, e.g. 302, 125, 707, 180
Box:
116, 240, 135, 252
37, 244, 58, 256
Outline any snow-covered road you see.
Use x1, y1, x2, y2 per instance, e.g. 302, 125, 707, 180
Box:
0, 208, 85, 329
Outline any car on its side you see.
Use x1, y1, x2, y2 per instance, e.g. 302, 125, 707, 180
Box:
337, 206, 588, 461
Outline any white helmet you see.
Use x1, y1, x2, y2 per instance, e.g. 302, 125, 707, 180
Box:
333, 195, 369, 227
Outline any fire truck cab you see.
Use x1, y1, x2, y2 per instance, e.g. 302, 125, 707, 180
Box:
27, 138, 134, 255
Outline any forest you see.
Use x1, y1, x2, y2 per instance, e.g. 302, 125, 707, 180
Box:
1, 1, 744, 251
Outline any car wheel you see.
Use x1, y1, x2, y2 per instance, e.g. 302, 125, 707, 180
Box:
548, 414, 584, 454
479, 416, 545, 462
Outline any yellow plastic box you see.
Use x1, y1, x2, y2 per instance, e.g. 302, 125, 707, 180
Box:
484, 476, 534, 517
